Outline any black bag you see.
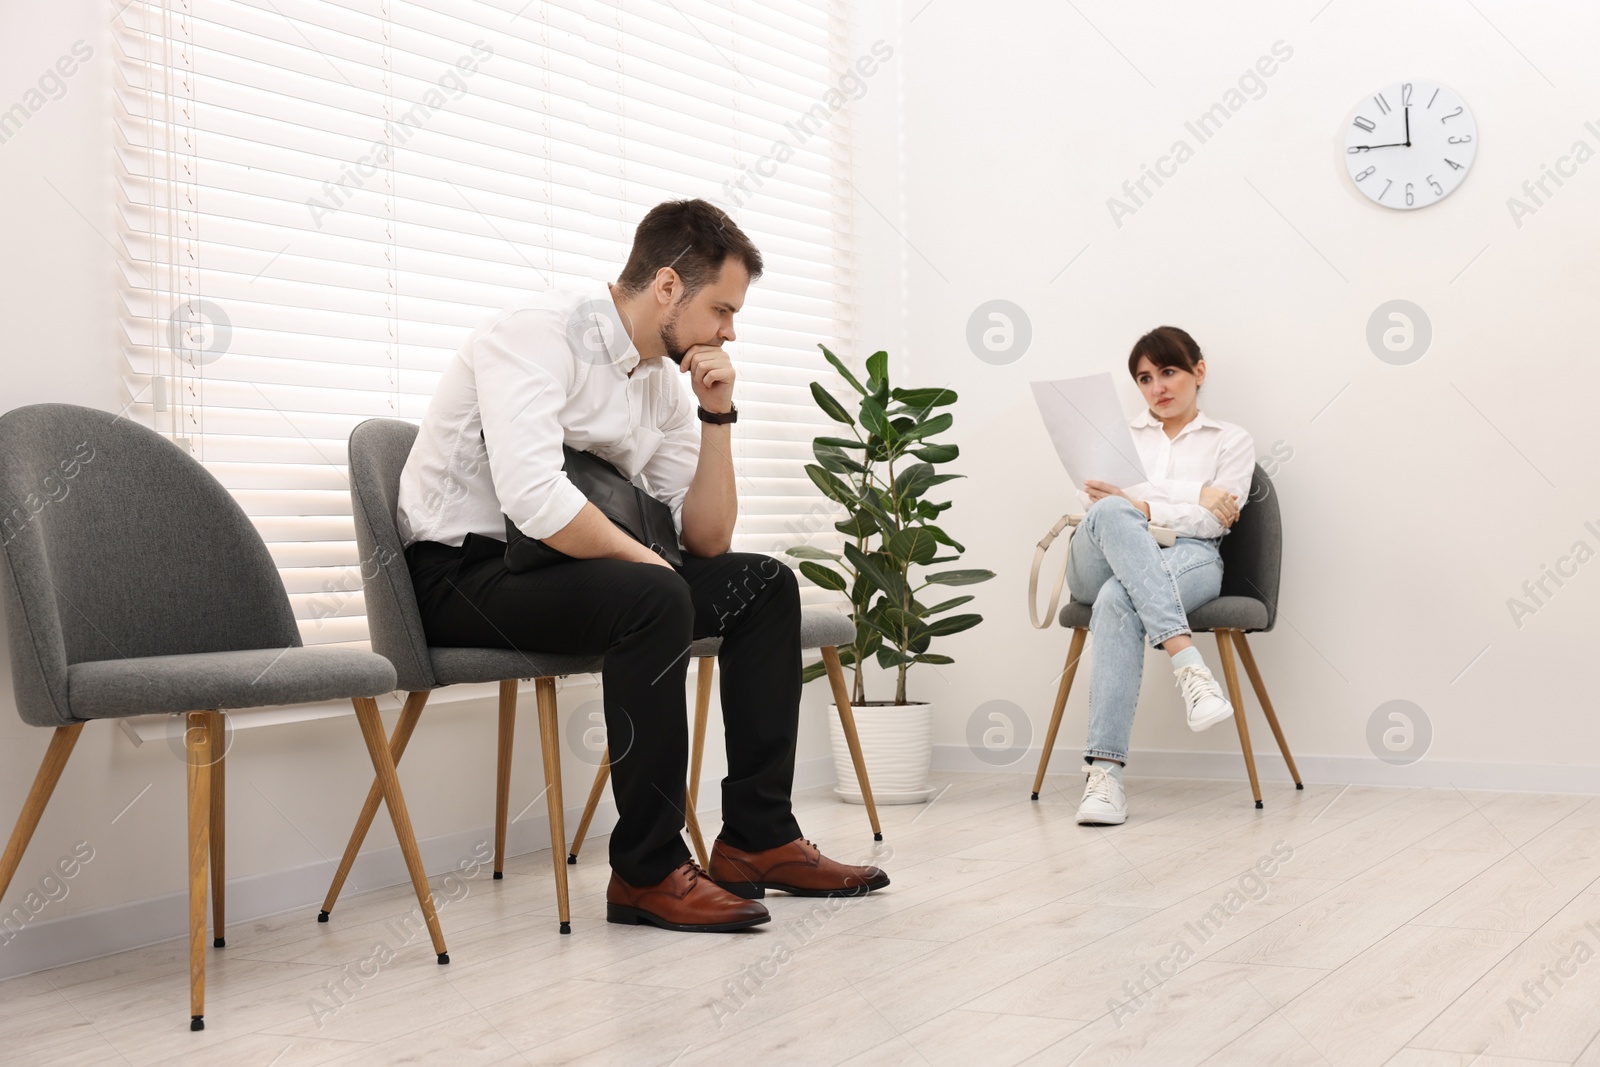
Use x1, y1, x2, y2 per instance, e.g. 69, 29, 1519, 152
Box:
503, 445, 684, 571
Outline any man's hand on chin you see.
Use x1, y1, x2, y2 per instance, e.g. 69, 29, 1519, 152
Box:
680, 343, 735, 414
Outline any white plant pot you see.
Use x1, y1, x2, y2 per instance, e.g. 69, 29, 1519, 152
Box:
830, 700, 937, 805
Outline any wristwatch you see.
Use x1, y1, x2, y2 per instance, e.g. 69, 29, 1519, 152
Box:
697, 404, 738, 425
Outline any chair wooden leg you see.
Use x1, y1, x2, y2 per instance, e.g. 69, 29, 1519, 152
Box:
1234, 633, 1302, 789
1032, 628, 1087, 800
821, 646, 882, 841
568, 750, 610, 864
686, 656, 713, 867
1214, 631, 1263, 809
0, 723, 83, 902
207, 710, 226, 949
349, 696, 448, 962
320, 690, 430, 920
185, 712, 211, 1031
495, 679, 517, 880
533, 677, 572, 934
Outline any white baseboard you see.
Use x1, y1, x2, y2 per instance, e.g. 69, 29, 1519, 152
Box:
931, 743, 1600, 794
0, 754, 833, 982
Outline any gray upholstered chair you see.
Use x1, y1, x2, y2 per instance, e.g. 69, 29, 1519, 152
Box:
323, 420, 880, 931
1031, 464, 1301, 808
0, 403, 444, 1033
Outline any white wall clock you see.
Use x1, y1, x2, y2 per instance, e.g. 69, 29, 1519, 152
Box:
1344, 81, 1476, 209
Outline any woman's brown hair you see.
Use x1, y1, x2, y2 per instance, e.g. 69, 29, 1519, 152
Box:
1128, 326, 1204, 386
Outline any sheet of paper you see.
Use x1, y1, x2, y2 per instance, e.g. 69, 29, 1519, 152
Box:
1029, 373, 1148, 490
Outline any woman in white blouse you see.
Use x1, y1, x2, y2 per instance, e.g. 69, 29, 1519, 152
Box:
1067, 326, 1257, 825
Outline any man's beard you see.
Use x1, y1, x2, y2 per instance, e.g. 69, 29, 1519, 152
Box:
659, 314, 691, 365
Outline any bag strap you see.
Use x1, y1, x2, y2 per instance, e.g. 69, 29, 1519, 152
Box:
1028, 514, 1082, 630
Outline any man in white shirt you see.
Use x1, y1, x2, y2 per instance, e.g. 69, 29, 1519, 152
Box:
397, 200, 888, 933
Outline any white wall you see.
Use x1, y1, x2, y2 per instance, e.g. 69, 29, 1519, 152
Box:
0, 0, 836, 978
849, 0, 1599, 785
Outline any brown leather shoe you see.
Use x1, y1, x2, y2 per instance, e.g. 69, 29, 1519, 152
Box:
709, 837, 891, 899
606, 860, 771, 932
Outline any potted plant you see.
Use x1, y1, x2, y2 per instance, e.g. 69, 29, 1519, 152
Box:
785, 346, 994, 803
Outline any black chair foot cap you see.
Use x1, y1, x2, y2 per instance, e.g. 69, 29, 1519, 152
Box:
1030, 792, 1040, 801
1296, 782, 1304, 790
190, 1016, 204, 1032
213, 937, 225, 948
1254, 800, 1264, 809
559, 921, 571, 935
437, 953, 449, 965
567, 854, 577, 864
493, 871, 503, 880
317, 910, 329, 923
874, 832, 884, 841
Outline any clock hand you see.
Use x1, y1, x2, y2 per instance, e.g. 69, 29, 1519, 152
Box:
1404, 106, 1410, 147
1348, 141, 1409, 152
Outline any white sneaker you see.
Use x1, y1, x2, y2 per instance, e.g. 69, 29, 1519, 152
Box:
1177, 663, 1234, 731
1077, 765, 1128, 825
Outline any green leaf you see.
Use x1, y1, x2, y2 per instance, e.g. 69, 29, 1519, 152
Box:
786, 546, 842, 561
797, 560, 849, 592
866, 350, 889, 386
911, 443, 960, 463
815, 435, 867, 450
922, 595, 975, 614
815, 447, 867, 475
802, 660, 829, 684
892, 463, 937, 503
855, 486, 898, 534
925, 569, 996, 586
891, 387, 958, 411
859, 396, 894, 442
912, 653, 955, 665
901, 412, 953, 443
810, 382, 856, 426
835, 510, 878, 538
916, 612, 983, 638
876, 646, 915, 669
819, 344, 869, 396
925, 555, 961, 565
804, 463, 857, 507
844, 542, 905, 602
886, 527, 940, 566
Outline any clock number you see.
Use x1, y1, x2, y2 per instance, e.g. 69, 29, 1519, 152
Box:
1379, 179, 1393, 200
1405, 182, 1415, 206
1445, 157, 1464, 170
1353, 115, 1377, 132
1374, 93, 1391, 114
1355, 166, 1376, 181
1347, 145, 1371, 154
1428, 174, 1442, 195
1447, 134, 1472, 144
1427, 88, 1440, 108
1441, 106, 1463, 123
1402, 83, 1413, 106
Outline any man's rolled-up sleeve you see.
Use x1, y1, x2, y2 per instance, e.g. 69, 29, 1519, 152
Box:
475, 311, 589, 540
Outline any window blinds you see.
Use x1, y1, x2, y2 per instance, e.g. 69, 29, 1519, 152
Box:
115, 0, 859, 650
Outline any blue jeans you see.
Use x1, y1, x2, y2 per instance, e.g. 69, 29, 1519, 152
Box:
1065, 496, 1224, 767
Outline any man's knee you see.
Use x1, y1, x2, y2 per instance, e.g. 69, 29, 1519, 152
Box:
1090, 578, 1138, 636
633, 564, 695, 634
1086, 495, 1141, 526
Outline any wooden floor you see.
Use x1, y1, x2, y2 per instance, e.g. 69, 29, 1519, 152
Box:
6, 770, 1600, 1066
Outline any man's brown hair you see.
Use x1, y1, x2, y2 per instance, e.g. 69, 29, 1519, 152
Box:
616, 199, 764, 298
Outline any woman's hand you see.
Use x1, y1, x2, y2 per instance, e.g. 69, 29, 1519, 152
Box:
1084, 480, 1151, 519
1200, 485, 1241, 527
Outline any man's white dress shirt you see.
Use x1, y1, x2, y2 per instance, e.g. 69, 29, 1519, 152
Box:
1074, 409, 1256, 540
397, 287, 700, 550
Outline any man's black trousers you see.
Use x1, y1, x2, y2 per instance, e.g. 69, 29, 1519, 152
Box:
405, 533, 805, 886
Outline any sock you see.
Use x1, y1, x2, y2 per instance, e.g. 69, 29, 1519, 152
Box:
1170, 646, 1204, 674
1089, 758, 1124, 783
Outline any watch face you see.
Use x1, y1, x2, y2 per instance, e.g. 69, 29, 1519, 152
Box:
1344, 81, 1476, 209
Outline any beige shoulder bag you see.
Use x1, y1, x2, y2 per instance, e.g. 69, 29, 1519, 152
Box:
1028, 513, 1178, 630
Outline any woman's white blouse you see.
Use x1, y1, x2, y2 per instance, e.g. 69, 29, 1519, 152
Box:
1074, 409, 1256, 540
